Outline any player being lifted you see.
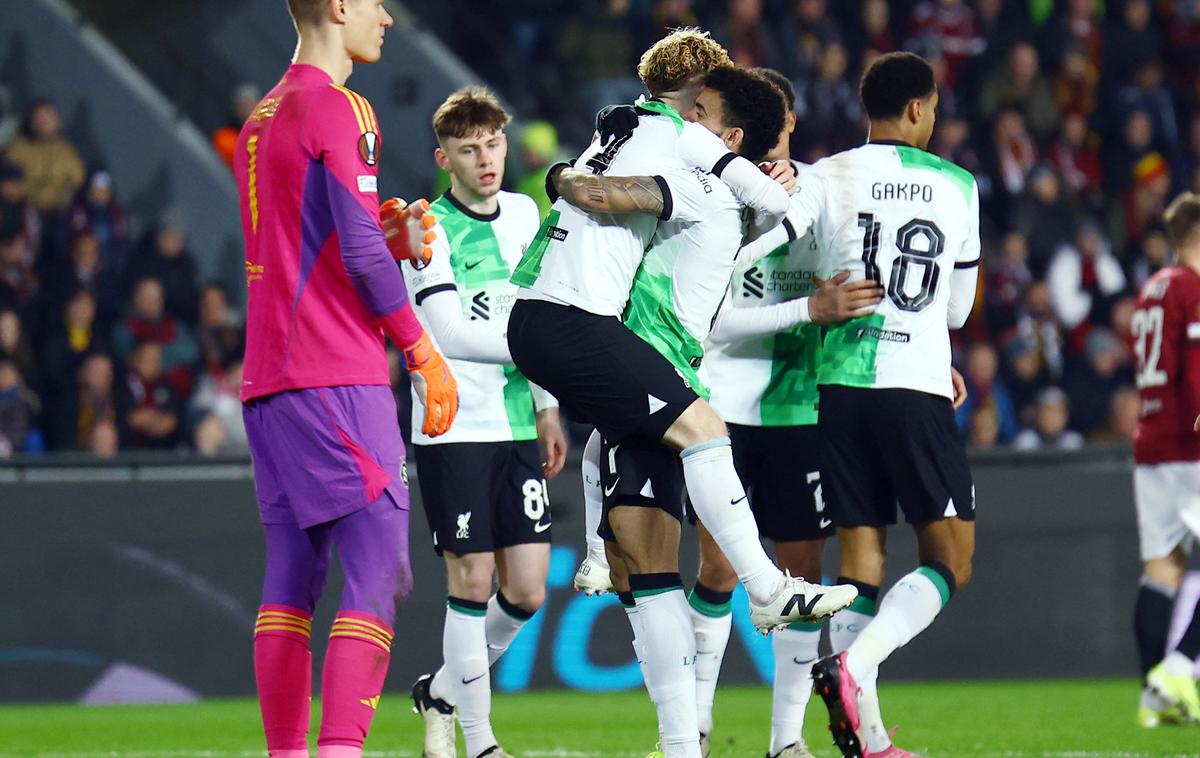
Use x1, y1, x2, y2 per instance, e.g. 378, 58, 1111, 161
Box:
393, 86, 568, 758
544, 66, 859, 758
688, 69, 883, 758
800, 52, 979, 758
510, 29, 854, 636
1130, 193, 1200, 727
236, 2, 457, 757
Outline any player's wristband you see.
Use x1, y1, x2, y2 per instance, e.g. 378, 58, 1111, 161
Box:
545, 160, 574, 204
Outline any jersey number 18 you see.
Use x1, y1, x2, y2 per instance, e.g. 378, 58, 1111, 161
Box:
858, 213, 946, 313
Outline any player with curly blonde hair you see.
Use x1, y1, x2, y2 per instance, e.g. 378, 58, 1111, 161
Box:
636, 28, 731, 109
509, 24, 859, 758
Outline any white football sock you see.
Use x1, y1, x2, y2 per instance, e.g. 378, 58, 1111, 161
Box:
429, 600, 495, 757
846, 567, 952, 681
582, 430, 609, 565
634, 582, 702, 758
830, 594, 889, 753
485, 592, 533, 666
770, 624, 821, 755
622, 595, 660, 736
844, 567, 955, 751
1163, 650, 1195, 677
680, 439, 779, 605
688, 589, 733, 736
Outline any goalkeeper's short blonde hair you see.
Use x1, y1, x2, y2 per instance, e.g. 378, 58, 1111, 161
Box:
286, 0, 327, 27
637, 28, 731, 96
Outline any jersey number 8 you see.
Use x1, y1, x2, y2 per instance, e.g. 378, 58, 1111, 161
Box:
859, 213, 946, 313
522, 478, 550, 521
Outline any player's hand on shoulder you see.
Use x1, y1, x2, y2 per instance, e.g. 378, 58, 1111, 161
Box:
760, 159, 797, 194
404, 332, 459, 436
380, 197, 437, 268
951, 367, 968, 411
596, 104, 639, 145
536, 407, 569, 479
807, 270, 884, 324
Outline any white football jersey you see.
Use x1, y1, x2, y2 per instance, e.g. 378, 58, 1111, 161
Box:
403, 190, 541, 445
511, 100, 755, 317
623, 166, 744, 396
706, 180, 825, 427
794, 143, 980, 399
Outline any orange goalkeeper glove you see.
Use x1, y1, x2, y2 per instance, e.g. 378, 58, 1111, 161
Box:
403, 331, 458, 437
381, 197, 437, 268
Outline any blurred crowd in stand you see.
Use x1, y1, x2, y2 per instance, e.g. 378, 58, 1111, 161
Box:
9, 0, 1200, 457
1, 99, 246, 458
423, 0, 1200, 450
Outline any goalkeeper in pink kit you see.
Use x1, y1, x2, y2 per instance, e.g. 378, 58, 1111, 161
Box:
234, 1, 458, 756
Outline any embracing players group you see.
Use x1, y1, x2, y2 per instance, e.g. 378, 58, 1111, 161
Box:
235, 1, 1200, 757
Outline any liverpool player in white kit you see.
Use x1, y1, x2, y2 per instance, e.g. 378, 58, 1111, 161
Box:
509, 30, 855, 637
687, 69, 883, 758
1131, 192, 1200, 726
801, 52, 980, 758
397, 87, 568, 758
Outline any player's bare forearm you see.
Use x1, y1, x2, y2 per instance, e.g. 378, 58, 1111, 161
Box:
555, 169, 664, 216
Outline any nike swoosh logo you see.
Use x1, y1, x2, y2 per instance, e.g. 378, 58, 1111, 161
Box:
533, 521, 551, 533
461, 673, 487, 685
819, 518, 832, 529
793, 657, 817, 665
731, 494, 748, 506
464, 259, 483, 270
604, 478, 619, 497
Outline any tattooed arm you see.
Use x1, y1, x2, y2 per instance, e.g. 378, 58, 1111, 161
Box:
551, 168, 669, 218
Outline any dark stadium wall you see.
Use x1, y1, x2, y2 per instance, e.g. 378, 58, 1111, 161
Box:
3, 449, 1197, 703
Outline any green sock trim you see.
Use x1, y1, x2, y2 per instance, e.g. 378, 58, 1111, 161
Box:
447, 600, 488, 617
687, 590, 732, 618
632, 585, 683, 600
786, 619, 823, 632
847, 595, 877, 616
915, 566, 952, 607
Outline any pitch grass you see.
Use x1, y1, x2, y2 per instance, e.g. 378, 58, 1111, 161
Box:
0, 679, 1197, 757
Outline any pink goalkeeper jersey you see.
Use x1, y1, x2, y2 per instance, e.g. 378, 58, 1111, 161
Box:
235, 64, 422, 402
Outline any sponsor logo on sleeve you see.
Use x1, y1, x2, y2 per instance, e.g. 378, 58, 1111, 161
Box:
357, 175, 377, 193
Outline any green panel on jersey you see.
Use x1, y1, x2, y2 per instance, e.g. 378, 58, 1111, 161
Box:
760, 324, 820, 426
501, 365, 537, 441
433, 196, 511, 289
818, 312, 885, 388
510, 209, 561, 287
634, 100, 685, 135
752, 238, 821, 425
623, 246, 709, 399
895, 146, 975, 205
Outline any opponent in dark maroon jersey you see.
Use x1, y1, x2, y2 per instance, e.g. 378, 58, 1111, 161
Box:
1130, 192, 1200, 727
